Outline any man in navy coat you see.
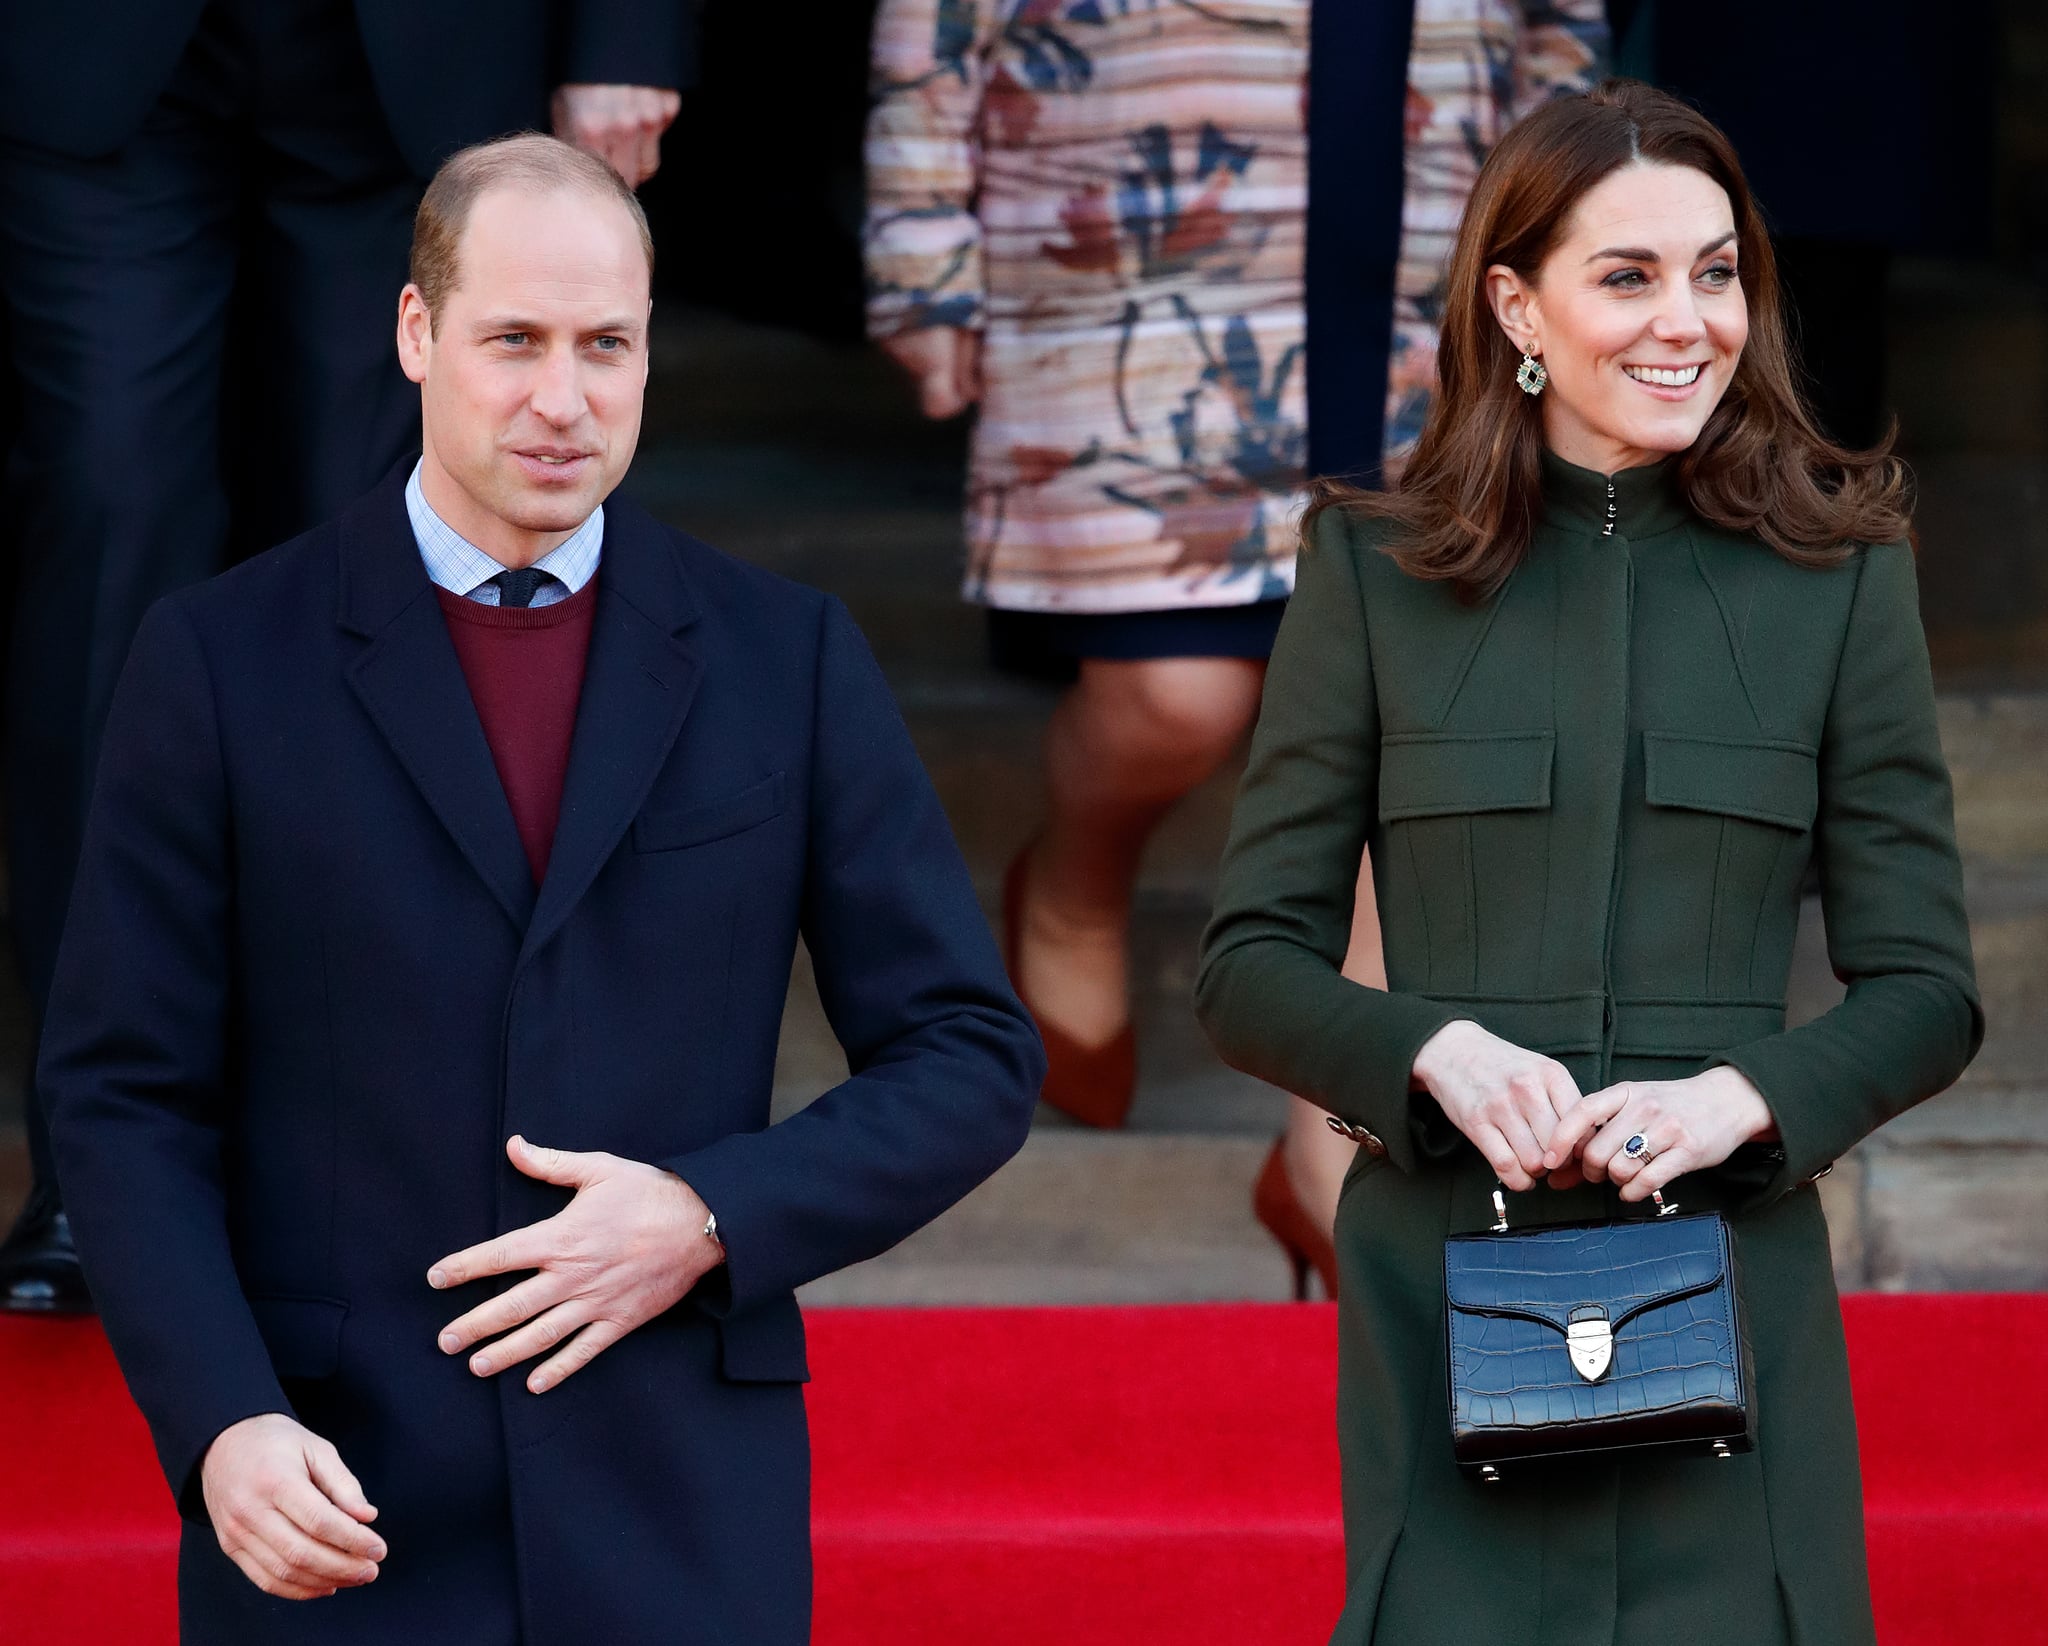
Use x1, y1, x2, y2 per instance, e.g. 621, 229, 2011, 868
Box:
41, 133, 1043, 1643
0, 0, 695, 1312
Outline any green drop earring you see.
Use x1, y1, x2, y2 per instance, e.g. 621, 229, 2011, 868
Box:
1515, 353, 1548, 396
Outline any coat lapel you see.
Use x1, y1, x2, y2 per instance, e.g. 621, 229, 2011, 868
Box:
338, 467, 538, 933
520, 495, 701, 964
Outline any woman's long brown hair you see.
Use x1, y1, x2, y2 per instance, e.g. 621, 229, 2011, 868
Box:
1309, 80, 1911, 599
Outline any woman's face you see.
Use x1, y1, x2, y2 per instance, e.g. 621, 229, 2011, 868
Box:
1487, 161, 1748, 475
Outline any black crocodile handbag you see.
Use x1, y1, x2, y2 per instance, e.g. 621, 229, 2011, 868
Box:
1443, 1187, 1756, 1480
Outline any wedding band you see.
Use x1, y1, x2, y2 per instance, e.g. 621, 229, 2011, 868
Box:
1623, 1133, 1654, 1162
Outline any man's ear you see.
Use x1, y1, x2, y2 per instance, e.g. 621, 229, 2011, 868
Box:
395, 284, 432, 386
1485, 264, 1541, 358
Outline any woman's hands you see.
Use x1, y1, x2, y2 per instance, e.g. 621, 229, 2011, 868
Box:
1412, 1022, 1778, 1196
1410, 1021, 1587, 1192
1544, 1066, 1777, 1203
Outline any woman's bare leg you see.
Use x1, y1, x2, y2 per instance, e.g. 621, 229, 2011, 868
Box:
1014, 655, 1266, 1045
1283, 851, 1386, 1232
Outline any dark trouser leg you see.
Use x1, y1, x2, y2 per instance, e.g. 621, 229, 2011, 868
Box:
226, 0, 419, 562
0, 73, 239, 1302
0, 123, 240, 1066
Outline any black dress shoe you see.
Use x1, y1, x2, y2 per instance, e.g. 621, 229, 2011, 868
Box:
0, 1182, 93, 1314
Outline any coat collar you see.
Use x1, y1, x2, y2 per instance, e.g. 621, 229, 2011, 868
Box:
338, 464, 702, 948
1538, 450, 1691, 541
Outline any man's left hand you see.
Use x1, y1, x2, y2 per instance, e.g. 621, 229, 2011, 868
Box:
430, 1136, 723, 1393
552, 84, 682, 187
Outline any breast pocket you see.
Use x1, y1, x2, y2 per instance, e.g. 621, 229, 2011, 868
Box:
1642, 732, 1818, 994
633, 772, 786, 854
1377, 731, 1554, 992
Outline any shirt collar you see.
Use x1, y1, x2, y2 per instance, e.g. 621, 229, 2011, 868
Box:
404, 460, 604, 600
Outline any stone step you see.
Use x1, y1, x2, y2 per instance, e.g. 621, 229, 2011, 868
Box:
795, 1132, 1298, 1306
787, 1124, 1895, 1306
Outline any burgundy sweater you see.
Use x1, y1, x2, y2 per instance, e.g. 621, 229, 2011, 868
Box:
435, 578, 600, 883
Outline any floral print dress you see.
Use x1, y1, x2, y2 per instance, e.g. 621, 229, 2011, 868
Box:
864, 0, 1605, 617
866, 0, 1308, 616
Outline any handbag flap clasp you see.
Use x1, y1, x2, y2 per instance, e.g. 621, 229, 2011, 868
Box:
1565, 1305, 1613, 1382
1443, 1217, 1729, 1335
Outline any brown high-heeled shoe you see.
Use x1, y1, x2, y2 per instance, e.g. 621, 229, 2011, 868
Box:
1002, 844, 1137, 1129
1254, 1137, 1339, 1301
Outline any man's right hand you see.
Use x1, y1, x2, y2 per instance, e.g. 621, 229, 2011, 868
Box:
879, 326, 982, 419
200, 1413, 385, 1599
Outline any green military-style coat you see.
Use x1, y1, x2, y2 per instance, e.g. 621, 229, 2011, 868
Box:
1196, 454, 1983, 1646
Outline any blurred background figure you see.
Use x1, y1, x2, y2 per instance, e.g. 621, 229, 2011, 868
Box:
865, 0, 1310, 1153
1611, 0, 1994, 451
864, 0, 1603, 1296
0, 0, 694, 1313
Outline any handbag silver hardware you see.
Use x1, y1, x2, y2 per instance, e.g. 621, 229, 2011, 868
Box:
1566, 1306, 1614, 1382
1491, 1186, 1678, 1228
1479, 1465, 1502, 1485
1712, 1441, 1733, 1460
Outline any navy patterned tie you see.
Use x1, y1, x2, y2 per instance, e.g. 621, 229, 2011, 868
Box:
490, 567, 555, 609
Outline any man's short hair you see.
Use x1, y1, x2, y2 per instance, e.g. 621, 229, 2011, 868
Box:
410, 133, 655, 332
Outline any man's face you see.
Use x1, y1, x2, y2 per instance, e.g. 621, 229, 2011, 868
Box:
397, 185, 650, 561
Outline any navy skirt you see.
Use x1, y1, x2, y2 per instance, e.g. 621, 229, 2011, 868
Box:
987, 600, 1288, 683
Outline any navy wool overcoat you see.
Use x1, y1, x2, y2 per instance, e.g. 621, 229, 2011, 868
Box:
42, 466, 1044, 1645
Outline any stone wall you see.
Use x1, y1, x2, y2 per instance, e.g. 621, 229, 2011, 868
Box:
1811, 695, 2048, 1290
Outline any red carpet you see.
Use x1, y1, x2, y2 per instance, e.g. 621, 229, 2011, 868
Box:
1, 1298, 2044, 1643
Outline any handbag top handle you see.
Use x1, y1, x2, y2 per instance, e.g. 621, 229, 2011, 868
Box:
1489, 1183, 1680, 1232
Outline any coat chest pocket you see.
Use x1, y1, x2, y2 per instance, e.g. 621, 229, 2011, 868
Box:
1377, 732, 1554, 992
634, 772, 786, 853
1643, 734, 1817, 833
1378, 731, 1554, 823
1642, 733, 1818, 995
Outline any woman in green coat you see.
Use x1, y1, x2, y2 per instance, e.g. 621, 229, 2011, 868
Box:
1196, 81, 1981, 1646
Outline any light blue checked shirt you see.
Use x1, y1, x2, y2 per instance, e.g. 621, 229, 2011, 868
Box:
405, 461, 603, 607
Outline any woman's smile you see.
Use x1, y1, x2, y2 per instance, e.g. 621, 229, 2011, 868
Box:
1622, 361, 1703, 386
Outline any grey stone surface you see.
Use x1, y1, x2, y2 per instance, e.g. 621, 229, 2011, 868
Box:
797, 1131, 1297, 1305
1859, 1145, 2048, 1292
1940, 696, 2048, 862
1804, 700, 2048, 1288
1816, 1157, 1866, 1288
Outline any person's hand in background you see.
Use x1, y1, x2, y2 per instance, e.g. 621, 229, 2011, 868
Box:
879, 326, 983, 419
552, 84, 682, 187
